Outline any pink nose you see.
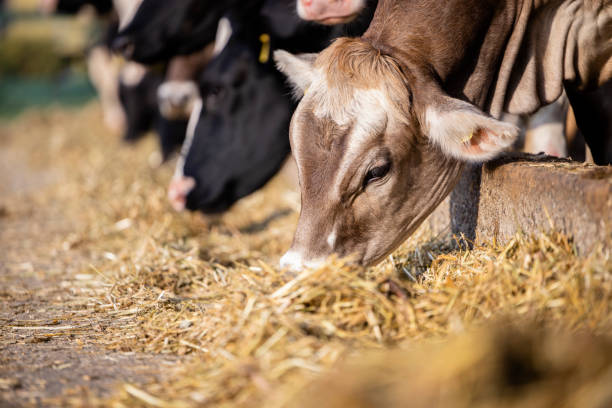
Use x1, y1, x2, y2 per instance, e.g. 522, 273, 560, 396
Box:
299, 0, 316, 15
279, 250, 324, 272
168, 176, 196, 211
280, 250, 305, 272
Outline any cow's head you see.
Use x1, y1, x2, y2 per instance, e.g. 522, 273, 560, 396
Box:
275, 38, 519, 269
113, 0, 234, 64
168, 35, 292, 214
296, 0, 367, 24
118, 62, 161, 142
157, 45, 213, 122
157, 80, 200, 121
155, 44, 215, 160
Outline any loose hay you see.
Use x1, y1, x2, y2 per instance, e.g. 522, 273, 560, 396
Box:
296, 324, 612, 408
1, 104, 611, 407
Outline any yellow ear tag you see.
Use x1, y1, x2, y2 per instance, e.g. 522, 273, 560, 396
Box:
259, 34, 271, 64
462, 131, 474, 144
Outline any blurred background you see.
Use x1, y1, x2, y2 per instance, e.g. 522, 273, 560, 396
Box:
0, 0, 99, 117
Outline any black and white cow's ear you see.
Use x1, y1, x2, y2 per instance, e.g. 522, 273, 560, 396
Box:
422, 96, 519, 162
274, 50, 317, 99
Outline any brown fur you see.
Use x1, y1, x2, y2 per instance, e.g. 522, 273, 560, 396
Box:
316, 37, 404, 90
166, 43, 215, 81
312, 37, 412, 126
278, 0, 612, 269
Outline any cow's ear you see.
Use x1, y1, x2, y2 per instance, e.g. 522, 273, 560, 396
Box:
422, 94, 519, 162
274, 50, 317, 99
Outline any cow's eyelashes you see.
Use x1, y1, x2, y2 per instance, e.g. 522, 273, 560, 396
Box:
363, 162, 391, 188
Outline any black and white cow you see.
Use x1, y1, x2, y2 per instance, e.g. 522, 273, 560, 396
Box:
118, 46, 213, 161
155, 44, 214, 160
168, 1, 377, 213
118, 62, 161, 143
113, 0, 240, 64
40, 0, 203, 160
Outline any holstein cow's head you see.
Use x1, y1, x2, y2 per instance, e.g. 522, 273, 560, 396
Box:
119, 62, 192, 161
155, 45, 215, 160
118, 62, 162, 142
113, 0, 237, 64
296, 0, 368, 25
155, 80, 197, 160
168, 30, 292, 214
275, 38, 519, 269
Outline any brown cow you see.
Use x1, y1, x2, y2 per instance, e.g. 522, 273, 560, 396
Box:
275, 0, 612, 269
297, 0, 574, 160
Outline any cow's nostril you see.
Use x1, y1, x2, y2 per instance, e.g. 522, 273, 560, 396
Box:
112, 36, 135, 59
168, 176, 196, 212
301, 0, 314, 7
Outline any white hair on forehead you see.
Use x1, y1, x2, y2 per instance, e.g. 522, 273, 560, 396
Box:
114, 0, 143, 29
304, 71, 391, 137
310, 37, 412, 129
213, 18, 233, 56
317, 88, 388, 130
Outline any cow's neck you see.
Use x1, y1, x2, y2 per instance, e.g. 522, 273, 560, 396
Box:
364, 0, 612, 117
363, 0, 517, 112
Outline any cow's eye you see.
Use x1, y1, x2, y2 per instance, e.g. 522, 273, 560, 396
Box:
363, 162, 391, 187
205, 86, 225, 110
